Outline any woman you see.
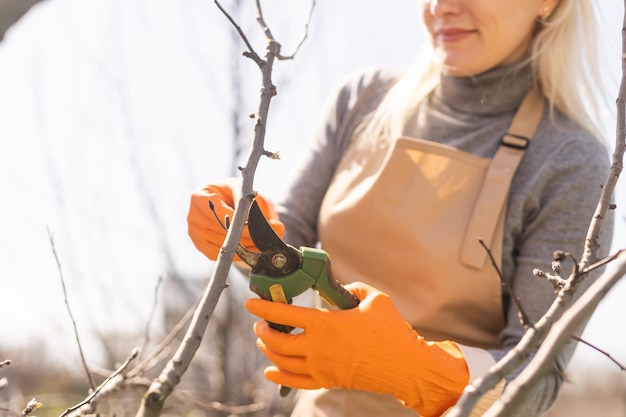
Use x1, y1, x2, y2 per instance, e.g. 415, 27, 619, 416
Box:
187, 0, 614, 416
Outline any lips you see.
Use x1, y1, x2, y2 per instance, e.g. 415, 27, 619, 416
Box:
435, 27, 476, 42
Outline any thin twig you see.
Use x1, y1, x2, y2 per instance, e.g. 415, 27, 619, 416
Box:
533, 269, 568, 293
208, 201, 229, 231
538, 249, 626, 292
254, 0, 274, 44
48, 229, 96, 391
129, 299, 197, 377
277, 1, 317, 60
479, 239, 532, 328
571, 335, 626, 370
59, 348, 139, 417
580, 248, 625, 274
141, 275, 164, 361
214, 0, 262, 65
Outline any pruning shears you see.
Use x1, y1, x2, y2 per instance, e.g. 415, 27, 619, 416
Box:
236, 199, 360, 395
239, 200, 360, 326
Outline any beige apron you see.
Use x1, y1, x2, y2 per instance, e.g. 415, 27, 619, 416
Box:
290, 88, 544, 417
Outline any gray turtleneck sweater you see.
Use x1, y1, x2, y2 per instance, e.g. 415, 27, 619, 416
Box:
275, 63, 613, 416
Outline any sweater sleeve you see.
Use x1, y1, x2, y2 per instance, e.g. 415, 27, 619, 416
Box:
486, 118, 614, 416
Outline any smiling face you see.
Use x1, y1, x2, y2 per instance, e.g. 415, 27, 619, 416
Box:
421, 0, 559, 76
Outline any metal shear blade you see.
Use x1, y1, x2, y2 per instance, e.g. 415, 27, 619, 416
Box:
245, 200, 301, 277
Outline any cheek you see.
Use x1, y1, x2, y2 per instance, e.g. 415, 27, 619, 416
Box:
491, 20, 536, 63
488, 11, 536, 50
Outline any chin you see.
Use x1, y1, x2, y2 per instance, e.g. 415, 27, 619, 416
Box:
435, 51, 480, 77
439, 62, 480, 77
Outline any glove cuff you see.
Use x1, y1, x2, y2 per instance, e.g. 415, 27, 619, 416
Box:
445, 345, 505, 416
351, 334, 469, 417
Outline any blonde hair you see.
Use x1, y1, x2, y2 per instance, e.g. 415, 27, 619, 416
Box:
360, 0, 611, 144
533, 0, 609, 140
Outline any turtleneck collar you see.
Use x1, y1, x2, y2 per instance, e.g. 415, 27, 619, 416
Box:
431, 61, 535, 117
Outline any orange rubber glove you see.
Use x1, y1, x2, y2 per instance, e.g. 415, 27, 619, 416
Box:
245, 282, 470, 417
187, 177, 285, 260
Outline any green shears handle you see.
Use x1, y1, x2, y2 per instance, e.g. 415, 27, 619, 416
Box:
249, 247, 360, 331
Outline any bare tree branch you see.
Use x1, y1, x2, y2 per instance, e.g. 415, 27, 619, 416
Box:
134, 3, 313, 415
481, 251, 626, 416
577, 0, 626, 271
480, 5, 626, 413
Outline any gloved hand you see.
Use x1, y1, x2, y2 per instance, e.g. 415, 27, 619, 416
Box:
187, 177, 285, 260
245, 282, 470, 417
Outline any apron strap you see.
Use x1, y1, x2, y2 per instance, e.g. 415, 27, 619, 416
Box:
460, 87, 545, 268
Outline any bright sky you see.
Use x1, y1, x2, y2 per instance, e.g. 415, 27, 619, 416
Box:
0, 0, 625, 388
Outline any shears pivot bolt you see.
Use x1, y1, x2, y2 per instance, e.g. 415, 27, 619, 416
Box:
272, 254, 287, 269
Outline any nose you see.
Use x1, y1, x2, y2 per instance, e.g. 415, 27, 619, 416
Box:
426, 0, 460, 17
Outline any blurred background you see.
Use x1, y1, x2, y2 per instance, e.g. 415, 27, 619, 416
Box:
0, 0, 624, 416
